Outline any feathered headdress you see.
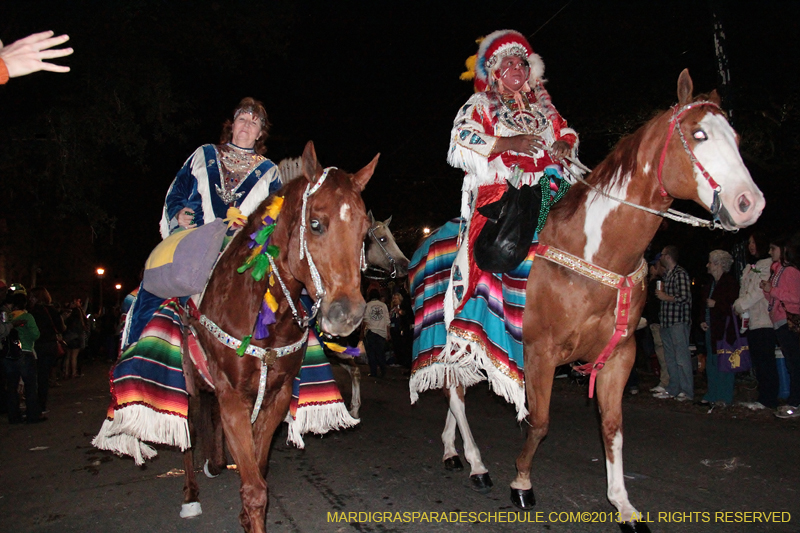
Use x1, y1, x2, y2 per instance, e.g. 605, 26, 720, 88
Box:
459, 29, 545, 93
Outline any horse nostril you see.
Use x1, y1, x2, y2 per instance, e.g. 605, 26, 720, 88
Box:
328, 302, 347, 324
738, 194, 751, 213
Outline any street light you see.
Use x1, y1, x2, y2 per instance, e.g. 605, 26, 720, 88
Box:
422, 227, 431, 235
115, 283, 122, 306
96, 267, 106, 313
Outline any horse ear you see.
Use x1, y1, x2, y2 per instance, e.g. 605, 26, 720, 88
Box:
708, 89, 722, 105
383, 215, 392, 227
677, 69, 693, 105
302, 141, 324, 184
352, 153, 379, 192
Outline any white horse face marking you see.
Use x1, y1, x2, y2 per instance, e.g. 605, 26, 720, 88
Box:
691, 113, 765, 229
340, 203, 351, 222
583, 170, 631, 263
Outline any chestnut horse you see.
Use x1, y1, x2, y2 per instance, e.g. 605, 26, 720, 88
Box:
411, 71, 764, 532
181, 141, 377, 533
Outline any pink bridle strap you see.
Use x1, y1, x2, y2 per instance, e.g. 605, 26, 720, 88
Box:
536, 245, 647, 398
656, 101, 723, 198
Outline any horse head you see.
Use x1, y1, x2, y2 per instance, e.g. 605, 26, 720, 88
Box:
278, 141, 378, 337
366, 211, 410, 277
660, 69, 764, 230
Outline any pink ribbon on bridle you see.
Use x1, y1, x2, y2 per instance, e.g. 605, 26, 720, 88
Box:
656, 101, 723, 198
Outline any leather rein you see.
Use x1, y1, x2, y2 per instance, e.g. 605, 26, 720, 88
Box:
561, 100, 727, 231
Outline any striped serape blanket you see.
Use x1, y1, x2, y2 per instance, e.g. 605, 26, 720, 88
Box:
286, 326, 359, 448
93, 298, 190, 465
409, 219, 536, 420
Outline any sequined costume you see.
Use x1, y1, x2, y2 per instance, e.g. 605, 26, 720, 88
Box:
160, 143, 282, 239
445, 80, 578, 325
448, 85, 577, 222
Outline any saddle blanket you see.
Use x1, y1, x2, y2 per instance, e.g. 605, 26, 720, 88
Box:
94, 297, 357, 463
409, 219, 536, 420
93, 298, 189, 465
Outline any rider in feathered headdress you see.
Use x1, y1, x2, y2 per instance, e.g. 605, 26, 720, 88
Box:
445, 29, 579, 322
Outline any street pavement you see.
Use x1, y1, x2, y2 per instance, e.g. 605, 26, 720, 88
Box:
1, 358, 798, 533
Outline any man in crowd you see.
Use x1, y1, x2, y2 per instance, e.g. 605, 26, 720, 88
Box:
654, 245, 694, 401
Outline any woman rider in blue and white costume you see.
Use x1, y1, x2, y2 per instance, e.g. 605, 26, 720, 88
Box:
160, 97, 281, 238
126, 97, 282, 346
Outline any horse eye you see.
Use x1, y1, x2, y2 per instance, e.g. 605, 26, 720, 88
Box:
693, 129, 708, 141
309, 219, 324, 234
379, 237, 387, 243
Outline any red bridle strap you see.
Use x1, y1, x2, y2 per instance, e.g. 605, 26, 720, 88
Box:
535, 245, 648, 398
656, 101, 723, 198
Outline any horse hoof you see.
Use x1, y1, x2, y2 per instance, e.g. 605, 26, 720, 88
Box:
510, 488, 535, 510
444, 456, 464, 471
203, 459, 219, 478
619, 521, 652, 533
180, 501, 202, 519
470, 472, 493, 493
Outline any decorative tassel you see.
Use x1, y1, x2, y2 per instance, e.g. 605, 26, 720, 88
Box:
459, 54, 477, 81
224, 206, 247, 229
236, 335, 252, 357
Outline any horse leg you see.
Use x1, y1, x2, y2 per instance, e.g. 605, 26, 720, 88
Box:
510, 358, 555, 510
342, 358, 361, 418
200, 390, 227, 478
596, 348, 651, 533
180, 393, 202, 518
216, 382, 267, 533
443, 384, 492, 492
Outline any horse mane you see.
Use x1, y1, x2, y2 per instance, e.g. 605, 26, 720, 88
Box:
277, 157, 304, 185
554, 91, 718, 220
553, 110, 663, 219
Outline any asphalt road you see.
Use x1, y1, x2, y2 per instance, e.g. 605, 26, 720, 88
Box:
1, 359, 798, 533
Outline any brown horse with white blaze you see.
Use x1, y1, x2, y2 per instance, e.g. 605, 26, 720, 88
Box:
181, 141, 377, 533
422, 70, 763, 533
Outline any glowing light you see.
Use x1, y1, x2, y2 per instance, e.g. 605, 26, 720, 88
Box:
96, 267, 105, 277
115, 283, 122, 290
423, 227, 431, 235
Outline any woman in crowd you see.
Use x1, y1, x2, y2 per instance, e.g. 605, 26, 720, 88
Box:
28, 287, 65, 412
699, 250, 739, 406
762, 236, 800, 418
734, 232, 777, 409
63, 299, 87, 379
3, 292, 44, 422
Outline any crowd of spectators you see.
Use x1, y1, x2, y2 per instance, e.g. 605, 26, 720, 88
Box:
637, 230, 800, 419
0, 281, 123, 424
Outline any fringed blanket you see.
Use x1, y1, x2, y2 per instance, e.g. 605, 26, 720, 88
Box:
286, 327, 359, 448
409, 219, 536, 420
93, 298, 190, 465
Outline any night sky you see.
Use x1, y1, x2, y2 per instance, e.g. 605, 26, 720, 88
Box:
1, 1, 798, 297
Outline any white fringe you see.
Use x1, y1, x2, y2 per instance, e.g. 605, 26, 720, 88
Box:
91, 404, 191, 464
409, 330, 529, 421
285, 402, 360, 449
92, 418, 159, 466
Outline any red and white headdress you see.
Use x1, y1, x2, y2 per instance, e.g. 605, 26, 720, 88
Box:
460, 29, 545, 93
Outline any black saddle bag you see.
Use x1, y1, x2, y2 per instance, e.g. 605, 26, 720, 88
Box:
474, 183, 541, 273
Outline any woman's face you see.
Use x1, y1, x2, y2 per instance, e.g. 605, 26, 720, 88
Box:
391, 294, 401, 306
494, 56, 529, 93
706, 257, 722, 279
769, 244, 782, 263
232, 112, 261, 149
748, 236, 757, 257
